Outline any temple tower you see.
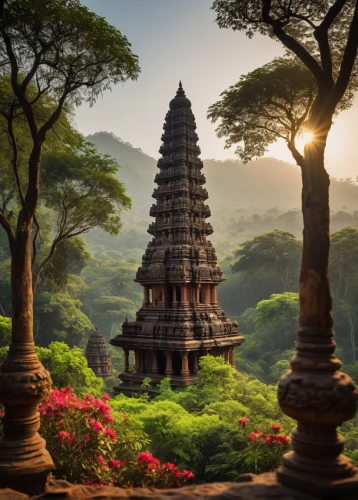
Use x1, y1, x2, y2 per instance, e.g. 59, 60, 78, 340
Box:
86, 329, 112, 378
110, 82, 244, 394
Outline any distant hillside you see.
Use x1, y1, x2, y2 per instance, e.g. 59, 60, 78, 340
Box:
85, 132, 358, 259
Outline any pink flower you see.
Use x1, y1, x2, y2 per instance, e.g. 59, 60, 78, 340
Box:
58, 430, 70, 442
90, 419, 102, 431
102, 393, 111, 401
137, 452, 160, 466
85, 434, 90, 441
108, 459, 121, 469
104, 428, 116, 439
182, 469, 194, 480
97, 455, 104, 463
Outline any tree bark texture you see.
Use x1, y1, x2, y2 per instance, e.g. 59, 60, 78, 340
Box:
277, 114, 358, 496
0, 152, 53, 494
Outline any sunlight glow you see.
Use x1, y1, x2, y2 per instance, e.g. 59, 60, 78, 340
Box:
301, 131, 314, 144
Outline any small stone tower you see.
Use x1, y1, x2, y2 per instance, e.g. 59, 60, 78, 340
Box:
86, 329, 112, 378
110, 82, 244, 394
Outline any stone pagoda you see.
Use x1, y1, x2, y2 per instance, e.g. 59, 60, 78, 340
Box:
85, 329, 112, 378
110, 82, 244, 394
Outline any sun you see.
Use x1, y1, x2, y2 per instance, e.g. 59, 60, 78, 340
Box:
302, 131, 314, 143
295, 131, 314, 151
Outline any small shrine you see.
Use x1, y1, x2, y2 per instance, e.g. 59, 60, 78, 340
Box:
110, 82, 244, 394
85, 328, 112, 378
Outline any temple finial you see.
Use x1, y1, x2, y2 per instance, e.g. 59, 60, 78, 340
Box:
179, 80, 182, 89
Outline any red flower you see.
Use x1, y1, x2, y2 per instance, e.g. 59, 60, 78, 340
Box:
249, 431, 264, 442
270, 423, 282, 434
238, 417, 249, 428
265, 435, 272, 444
102, 393, 111, 401
108, 459, 121, 469
97, 455, 104, 463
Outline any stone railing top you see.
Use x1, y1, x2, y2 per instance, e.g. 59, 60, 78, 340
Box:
1, 474, 318, 500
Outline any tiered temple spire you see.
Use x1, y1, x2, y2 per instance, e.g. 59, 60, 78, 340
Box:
110, 82, 244, 394
86, 329, 112, 378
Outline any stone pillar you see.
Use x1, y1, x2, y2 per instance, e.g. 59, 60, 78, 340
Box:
181, 285, 188, 305
180, 351, 190, 376
229, 347, 235, 367
210, 285, 217, 304
0, 345, 54, 494
164, 351, 173, 375
139, 350, 145, 372
204, 285, 211, 304
192, 352, 199, 375
224, 349, 229, 363
123, 349, 129, 372
277, 326, 358, 497
133, 350, 140, 373
172, 286, 177, 307
149, 350, 158, 373
143, 286, 149, 306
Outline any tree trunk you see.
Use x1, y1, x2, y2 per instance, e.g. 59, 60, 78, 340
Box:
299, 140, 332, 329
0, 153, 53, 494
277, 115, 358, 495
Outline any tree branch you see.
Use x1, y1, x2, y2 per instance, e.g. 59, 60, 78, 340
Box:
332, 1, 358, 106
261, 0, 324, 83
0, 209, 15, 247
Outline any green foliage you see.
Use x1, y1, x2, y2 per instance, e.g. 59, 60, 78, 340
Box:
35, 342, 103, 395
0, 316, 11, 347
208, 58, 317, 161
232, 230, 301, 291
34, 293, 93, 347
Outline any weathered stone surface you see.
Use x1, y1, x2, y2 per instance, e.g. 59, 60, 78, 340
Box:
3, 474, 319, 500
110, 82, 244, 395
85, 329, 112, 378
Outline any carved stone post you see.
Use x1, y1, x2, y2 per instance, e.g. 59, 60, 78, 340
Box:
180, 351, 190, 376
149, 350, 158, 373
164, 351, 173, 375
181, 285, 188, 305
143, 286, 149, 306
229, 347, 235, 367
224, 349, 229, 363
277, 326, 358, 497
192, 351, 199, 375
139, 350, 145, 372
0, 343, 54, 494
172, 286, 177, 307
123, 349, 129, 372
133, 349, 140, 373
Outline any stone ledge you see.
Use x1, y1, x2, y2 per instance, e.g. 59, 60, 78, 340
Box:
1, 473, 318, 500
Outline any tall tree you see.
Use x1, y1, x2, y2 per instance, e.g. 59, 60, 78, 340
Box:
0, 0, 139, 493
211, 0, 358, 495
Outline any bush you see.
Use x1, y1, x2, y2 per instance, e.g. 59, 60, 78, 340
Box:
38, 387, 194, 488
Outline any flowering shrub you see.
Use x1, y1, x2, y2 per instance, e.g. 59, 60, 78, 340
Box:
38, 387, 194, 488
206, 417, 291, 480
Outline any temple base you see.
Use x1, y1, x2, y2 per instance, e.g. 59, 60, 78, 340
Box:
113, 372, 199, 397
277, 452, 358, 499
0, 434, 53, 495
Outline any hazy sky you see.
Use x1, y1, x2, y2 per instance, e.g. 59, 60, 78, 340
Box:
77, 0, 358, 179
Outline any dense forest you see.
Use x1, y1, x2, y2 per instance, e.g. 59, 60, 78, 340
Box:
0, 0, 358, 494
2, 133, 358, 483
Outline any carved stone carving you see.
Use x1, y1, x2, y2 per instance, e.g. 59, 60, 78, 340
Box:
277, 326, 358, 496
110, 82, 244, 395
